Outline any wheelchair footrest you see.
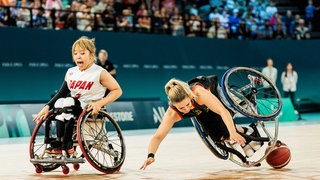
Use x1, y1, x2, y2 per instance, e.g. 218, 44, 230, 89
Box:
30, 157, 85, 164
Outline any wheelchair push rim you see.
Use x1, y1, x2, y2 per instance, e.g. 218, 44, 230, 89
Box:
221, 67, 282, 120
77, 110, 126, 174
29, 113, 61, 172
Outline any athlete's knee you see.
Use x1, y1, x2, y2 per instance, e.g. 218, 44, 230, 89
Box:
53, 97, 83, 121
54, 98, 65, 121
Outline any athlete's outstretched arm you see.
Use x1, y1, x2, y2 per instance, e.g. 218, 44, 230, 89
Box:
140, 108, 180, 170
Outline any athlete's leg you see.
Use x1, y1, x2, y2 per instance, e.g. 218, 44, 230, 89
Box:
59, 97, 82, 155
237, 123, 263, 157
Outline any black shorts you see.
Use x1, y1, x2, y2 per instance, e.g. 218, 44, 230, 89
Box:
196, 110, 231, 142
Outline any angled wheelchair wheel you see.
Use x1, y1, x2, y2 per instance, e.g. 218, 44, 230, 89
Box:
221, 67, 282, 120
77, 110, 126, 174
191, 117, 229, 160
29, 113, 60, 172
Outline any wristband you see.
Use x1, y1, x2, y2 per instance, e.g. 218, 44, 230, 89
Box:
148, 153, 155, 158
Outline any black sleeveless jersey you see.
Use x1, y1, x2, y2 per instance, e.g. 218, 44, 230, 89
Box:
170, 99, 210, 119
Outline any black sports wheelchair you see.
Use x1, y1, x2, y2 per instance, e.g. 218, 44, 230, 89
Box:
188, 67, 282, 167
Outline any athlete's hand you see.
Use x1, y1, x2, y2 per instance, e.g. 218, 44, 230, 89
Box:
140, 157, 155, 170
87, 101, 102, 115
32, 105, 50, 122
229, 132, 246, 146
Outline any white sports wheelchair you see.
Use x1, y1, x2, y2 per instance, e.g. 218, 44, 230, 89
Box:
29, 109, 126, 174
189, 67, 282, 167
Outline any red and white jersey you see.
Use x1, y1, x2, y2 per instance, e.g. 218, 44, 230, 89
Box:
66, 64, 106, 108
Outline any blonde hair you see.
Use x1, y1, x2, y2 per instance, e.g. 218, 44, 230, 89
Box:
99, 49, 108, 56
165, 78, 196, 104
72, 36, 97, 62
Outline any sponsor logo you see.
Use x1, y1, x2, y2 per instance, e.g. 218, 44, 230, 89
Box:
109, 111, 134, 122
153, 106, 166, 124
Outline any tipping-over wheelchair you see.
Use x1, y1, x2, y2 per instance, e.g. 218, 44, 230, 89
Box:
188, 67, 282, 167
29, 109, 126, 174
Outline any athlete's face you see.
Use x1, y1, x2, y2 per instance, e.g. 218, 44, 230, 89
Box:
73, 45, 94, 71
98, 52, 107, 62
172, 97, 192, 114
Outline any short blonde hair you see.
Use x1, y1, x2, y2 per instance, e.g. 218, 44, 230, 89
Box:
165, 78, 196, 104
99, 49, 108, 56
72, 36, 97, 62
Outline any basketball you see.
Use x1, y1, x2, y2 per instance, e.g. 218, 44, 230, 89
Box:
265, 140, 291, 169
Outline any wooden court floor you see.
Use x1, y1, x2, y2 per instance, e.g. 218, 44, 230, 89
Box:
0, 113, 319, 180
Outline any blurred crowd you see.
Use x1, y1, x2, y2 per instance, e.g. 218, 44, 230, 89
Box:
0, 0, 317, 40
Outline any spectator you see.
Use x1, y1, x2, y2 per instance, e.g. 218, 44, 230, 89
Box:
91, 0, 107, 14
305, 0, 319, 30
236, 18, 249, 40
76, 4, 93, 31
136, 2, 147, 16
185, 13, 201, 37
16, 0, 31, 28
208, 7, 222, 23
241, 5, 254, 20
294, 19, 310, 40
161, 0, 175, 15
33, 7, 48, 28
8, 0, 19, 25
283, 10, 294, 38
265, 1, 277, 20
269, 12, 280, 27
102, 4, 116, 31
281, 62, 298, 108
152, 8, 168, 34
189, 3, 199, 17
0, 0, 10, 6
289, 14, 301, 37
257, 19, 273, 40
30, 0, 44, 19
0, 8, 7, 26
169, 7, 184, 36
261, 58, 278, 98
197, 0, 210, 20
207, 19, 228, 39
220, 10, 229, 30
137, 9, 151, 33
117, 8, 133, 32
228, 9, 241, 38
56, 5, 77, 30
246, 14, 259, 40
150, 0, 161, 12
45, 0, 63, 17
273, 23, 286, 40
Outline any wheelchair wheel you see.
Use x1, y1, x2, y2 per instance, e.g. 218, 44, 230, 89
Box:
29, 113, 60, 172
191, 117, 229, 160
221, 67, 282, 120
77, 110, 126, 174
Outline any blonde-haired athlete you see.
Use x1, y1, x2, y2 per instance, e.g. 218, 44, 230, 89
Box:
140, 77, 261, 170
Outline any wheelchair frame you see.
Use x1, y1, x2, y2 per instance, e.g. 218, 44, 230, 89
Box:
190, 67, 282, 167
29, 109, 126, 174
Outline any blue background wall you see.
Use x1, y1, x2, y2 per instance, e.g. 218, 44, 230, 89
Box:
0, 27, 319, 103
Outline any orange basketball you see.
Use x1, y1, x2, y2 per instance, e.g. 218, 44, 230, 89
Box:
265, 140, 291, 169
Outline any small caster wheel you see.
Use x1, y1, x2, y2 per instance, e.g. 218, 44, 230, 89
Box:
62, 165, 69, 174
35, 165, 43, 174
73, 163, 80, 171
